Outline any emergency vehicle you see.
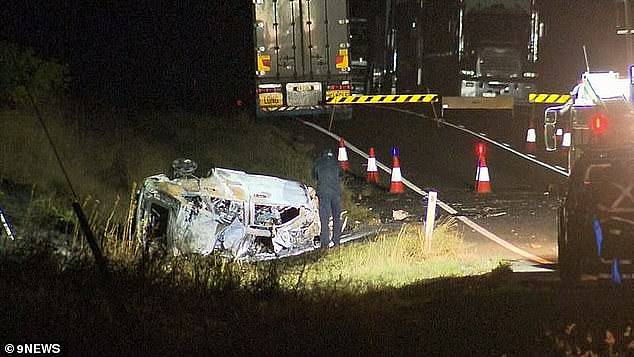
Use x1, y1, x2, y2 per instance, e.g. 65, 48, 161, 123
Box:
550, 71, 634, 283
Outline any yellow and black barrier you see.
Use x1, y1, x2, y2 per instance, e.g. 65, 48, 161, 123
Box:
327, 94, 439, 105
528, 93, 571, 104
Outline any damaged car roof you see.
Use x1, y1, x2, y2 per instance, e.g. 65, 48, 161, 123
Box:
210, 168, 312, 206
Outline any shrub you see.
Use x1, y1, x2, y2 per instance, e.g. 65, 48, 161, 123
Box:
0, 41, 69, 108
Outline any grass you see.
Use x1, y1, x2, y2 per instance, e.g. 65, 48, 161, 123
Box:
297, 221, 501, 290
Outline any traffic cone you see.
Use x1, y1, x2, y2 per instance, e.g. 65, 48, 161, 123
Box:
561, 131, 571, 150
389, 155, 404, 194
555, 128, 563, 147
338, 137, 349, 171
366, 147, 379, 183
525, 120, 537, 154
475, 155, 491, 193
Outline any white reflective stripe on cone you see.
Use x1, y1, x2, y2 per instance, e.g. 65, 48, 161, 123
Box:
475, 166, 480, 180
391, 167, 402, 181
367, 157, 377, 171
338, 147, 348, 161
556, 128, 563, 136
478, 167, 490, 182
562, 132, 572, 147
526, 128, 536, 143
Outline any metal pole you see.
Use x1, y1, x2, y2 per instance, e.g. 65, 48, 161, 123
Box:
27, 90, 110, 282
625, 0, 633, 65
583, 45, 590, 73
0, 206, 16, 240
328, 105, 336, 131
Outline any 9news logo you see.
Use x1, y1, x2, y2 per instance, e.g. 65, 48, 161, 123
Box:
4, 343, 61, 354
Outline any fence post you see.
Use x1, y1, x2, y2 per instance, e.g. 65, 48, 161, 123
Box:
425, 191, 438, 250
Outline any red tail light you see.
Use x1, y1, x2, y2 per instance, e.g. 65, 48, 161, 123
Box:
590, 113, 608, 135
257, 85, 282, 94
327, 83, 352, 91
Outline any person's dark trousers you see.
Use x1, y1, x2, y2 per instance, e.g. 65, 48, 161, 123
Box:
318, 193, 342, 247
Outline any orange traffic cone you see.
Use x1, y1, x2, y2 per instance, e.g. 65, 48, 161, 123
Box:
389, 155, 404, 194
525, 120, 537, 154
475, 155, 491, 193
338, 137, 349, 171
366, 147, 379, 183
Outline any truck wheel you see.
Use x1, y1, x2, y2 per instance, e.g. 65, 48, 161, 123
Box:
559, 245, 580, 286
558, 208, 580, 286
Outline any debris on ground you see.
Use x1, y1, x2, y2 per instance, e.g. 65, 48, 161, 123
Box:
392, 209, 410, 221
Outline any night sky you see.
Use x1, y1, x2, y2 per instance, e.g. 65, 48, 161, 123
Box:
1, 0, 253, 111
539, 1, 626, 92
1, 1, 629, 109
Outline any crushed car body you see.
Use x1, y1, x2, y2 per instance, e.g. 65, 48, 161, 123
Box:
135, 159, 320, 260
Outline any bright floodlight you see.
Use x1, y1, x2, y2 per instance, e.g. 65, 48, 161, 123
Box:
583, 72, 630, 100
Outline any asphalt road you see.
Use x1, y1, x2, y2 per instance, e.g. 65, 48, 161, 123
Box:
279, 105, 570, 265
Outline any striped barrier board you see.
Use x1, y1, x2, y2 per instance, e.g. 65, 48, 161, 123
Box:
260, 105, 326, 112
327, 94, 439, 105
528, 93, 572, 104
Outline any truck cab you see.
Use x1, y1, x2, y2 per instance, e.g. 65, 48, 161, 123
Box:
389, 0, 542, 103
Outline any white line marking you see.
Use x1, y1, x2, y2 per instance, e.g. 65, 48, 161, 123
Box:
502, 143, 511, 147
377, 107, 570, 177
300, 120, 553, 265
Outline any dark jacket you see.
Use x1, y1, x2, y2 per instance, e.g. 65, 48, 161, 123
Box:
312, 154, 343, 196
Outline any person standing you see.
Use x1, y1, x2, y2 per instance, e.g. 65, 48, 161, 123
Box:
312, 149, 343, 248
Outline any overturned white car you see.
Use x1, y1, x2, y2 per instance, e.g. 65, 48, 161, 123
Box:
135, 159, 321, 260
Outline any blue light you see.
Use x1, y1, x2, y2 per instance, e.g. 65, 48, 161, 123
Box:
593, 218, 602, 257
612, 259, 622, 285
391, 146, 400, 157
